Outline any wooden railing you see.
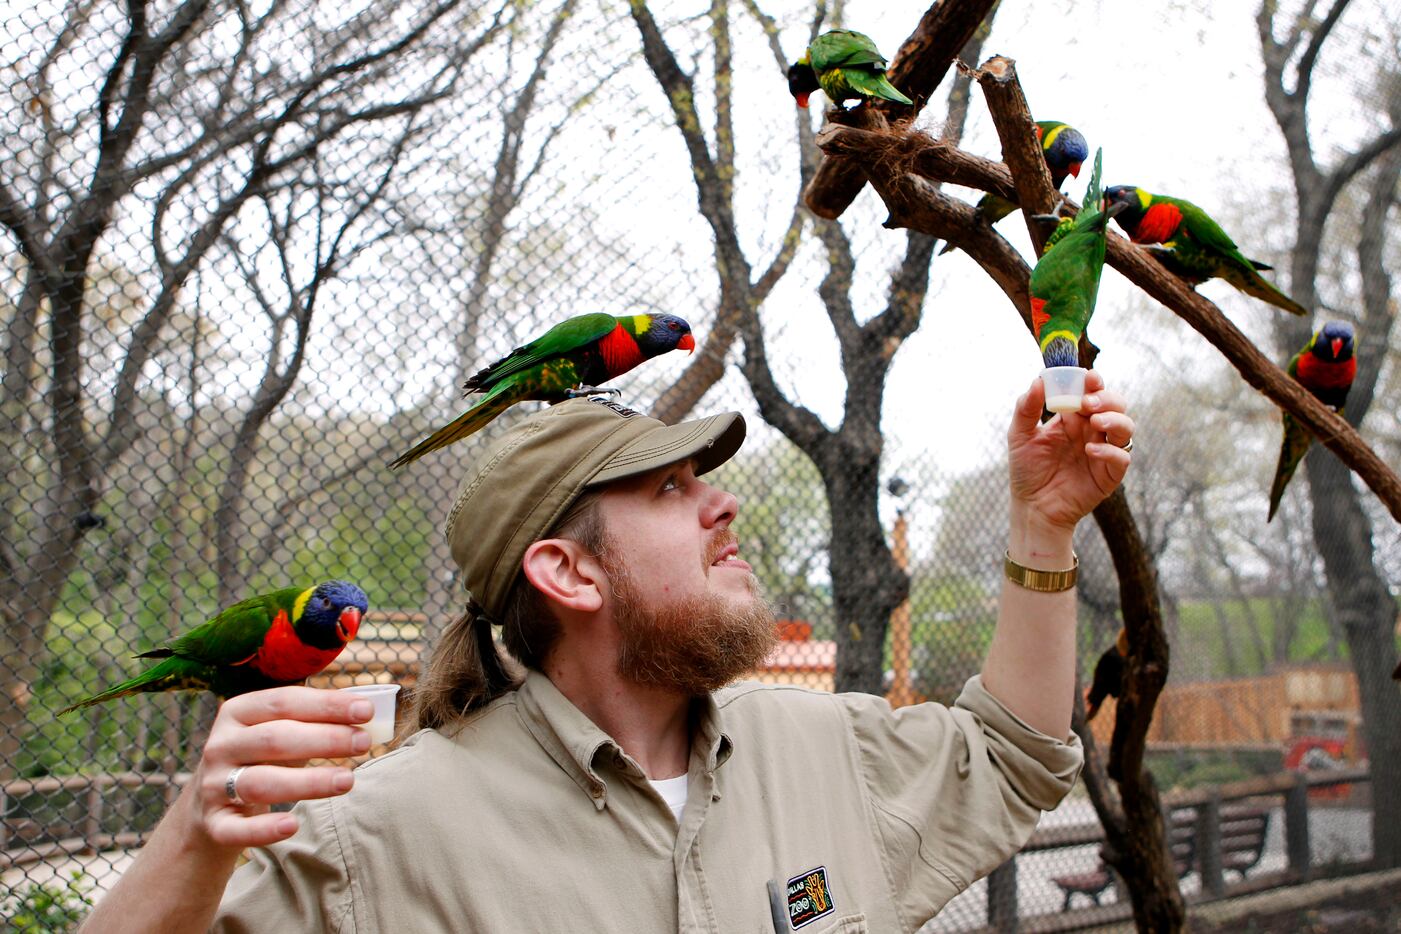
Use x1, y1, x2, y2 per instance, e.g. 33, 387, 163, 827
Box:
0, 770, 190, 872
985, 766, 1371, 933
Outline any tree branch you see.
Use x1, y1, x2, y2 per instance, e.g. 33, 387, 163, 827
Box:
803, 0, 999, 220
971, 56, 1058, 254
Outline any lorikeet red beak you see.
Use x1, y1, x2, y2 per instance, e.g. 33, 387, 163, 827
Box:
795, 92, 810, 109
337, 605, 362, 642
1068, 162, 1082, 178
1331, 337, 1344, 358
678, 333, 695, 353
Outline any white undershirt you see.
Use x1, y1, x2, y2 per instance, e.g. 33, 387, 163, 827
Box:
648, 773, 689, 824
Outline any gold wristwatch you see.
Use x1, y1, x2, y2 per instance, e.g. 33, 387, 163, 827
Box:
1003, 550, 1078, 592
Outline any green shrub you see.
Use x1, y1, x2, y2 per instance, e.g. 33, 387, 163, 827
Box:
2, 871, 94, 933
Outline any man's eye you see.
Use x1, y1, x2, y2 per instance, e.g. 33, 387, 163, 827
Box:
660, 475, 680, 492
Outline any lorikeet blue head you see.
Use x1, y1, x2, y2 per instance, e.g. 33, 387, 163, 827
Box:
1104, 186, 1149, 234
787, 59, 819, 109
296, 580, 368, 650
1041, 125, 1089, 182
637, 313, 696, 357
1311, 321, 1354, 363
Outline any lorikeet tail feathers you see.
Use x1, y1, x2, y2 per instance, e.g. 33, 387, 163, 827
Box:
390, 390, 516, 469
1221, 265, 1308, 316
57, 656, 202, 715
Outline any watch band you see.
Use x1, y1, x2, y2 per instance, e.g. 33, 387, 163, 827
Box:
1004, 550, 1078, 592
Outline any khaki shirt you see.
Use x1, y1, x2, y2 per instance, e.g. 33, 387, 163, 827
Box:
215, 672, 1081, 933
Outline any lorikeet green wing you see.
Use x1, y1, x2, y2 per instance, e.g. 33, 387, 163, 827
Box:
1267, 321, 1356, 521
1028, 149, 1116, 368
58, 581, 368, 714
787, 30, 912, 108
391, 312, 694, 467
1105, 186, 1306, 315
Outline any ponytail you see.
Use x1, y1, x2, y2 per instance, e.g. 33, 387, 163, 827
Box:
406, 600, 522, 734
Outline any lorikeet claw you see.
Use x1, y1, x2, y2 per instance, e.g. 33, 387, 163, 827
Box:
565, 385, 622, 400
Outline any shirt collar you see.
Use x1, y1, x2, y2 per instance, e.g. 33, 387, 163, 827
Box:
515, 670, 734, 809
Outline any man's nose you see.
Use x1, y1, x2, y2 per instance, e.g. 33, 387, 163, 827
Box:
701, 483, 739, 528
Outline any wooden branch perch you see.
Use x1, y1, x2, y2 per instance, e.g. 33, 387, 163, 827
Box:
802, 0, 999, 220
972, 55, 1058, 254
815, 124, 1031, 319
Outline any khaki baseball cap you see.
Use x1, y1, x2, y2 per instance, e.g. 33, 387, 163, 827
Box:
445, 397, 746, 619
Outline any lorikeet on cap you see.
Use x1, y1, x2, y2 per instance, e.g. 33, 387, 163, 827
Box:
1104, 186, 1307, 316
940, 121, 1089, 255
1267, 321, 1356, 521
391, 312, 695, 468
58, 580, 368, 714
1028, 149, 1121, 368
786, 30, 912, 110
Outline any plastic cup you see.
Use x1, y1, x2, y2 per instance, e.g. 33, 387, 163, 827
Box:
339, 683, 401, 745
1041, 366, 1088, 415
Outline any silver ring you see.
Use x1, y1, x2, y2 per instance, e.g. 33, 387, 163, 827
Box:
225, 765, 249, 807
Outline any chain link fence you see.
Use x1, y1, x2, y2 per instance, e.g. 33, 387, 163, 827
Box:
2, 0, 1398, 928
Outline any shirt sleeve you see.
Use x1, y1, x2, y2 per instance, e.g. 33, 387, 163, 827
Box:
211, 797, 356, 933
841, 674, 1082, 919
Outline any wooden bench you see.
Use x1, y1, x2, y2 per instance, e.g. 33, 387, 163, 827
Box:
1217, 805, 1271, 880
1053, 809, 1197, 909
1051, 805, 1272, 909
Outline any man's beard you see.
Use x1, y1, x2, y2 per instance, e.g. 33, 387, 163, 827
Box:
603, 542, 778, 697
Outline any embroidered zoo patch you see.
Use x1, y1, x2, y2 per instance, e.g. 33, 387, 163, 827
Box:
785, 866, 835, 929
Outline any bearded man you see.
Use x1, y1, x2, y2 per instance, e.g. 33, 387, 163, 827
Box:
84, 376, 1134, 933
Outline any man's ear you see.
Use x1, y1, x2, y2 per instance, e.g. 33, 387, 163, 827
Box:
522, 539, 604, 614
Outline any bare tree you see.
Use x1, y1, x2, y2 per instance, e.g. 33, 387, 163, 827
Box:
630, 0, 1000, 693
0, 0, 508, 775
1257, 0, 1401, 867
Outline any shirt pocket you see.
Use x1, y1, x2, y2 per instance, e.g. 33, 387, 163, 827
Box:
797, 912, 867, 934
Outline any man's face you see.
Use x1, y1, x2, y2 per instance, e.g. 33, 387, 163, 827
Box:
594, 460, 777, 695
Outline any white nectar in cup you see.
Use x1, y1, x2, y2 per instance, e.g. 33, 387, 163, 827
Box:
339, 683, 401, 745
1040, 366, 1088, 415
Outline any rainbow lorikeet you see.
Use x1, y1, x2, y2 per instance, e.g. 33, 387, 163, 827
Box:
1104, 186, 1307, 316
391, 312, 694, 468
58, 581, 367, 714
786, 30, 912, 110
1085, 627, 1128, 722
939, 121, 1089, 255
1028, 149, 1121, 368
1267, 321, 1356, 522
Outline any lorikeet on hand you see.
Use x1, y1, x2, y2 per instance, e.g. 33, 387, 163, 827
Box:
58, 581, 368, 714
1085, 627, 1129, 722
1267, 321, 1356, 522
1104, 186, 1307, 316
786, 30, 912, 110
939, 121, 1088, 255
1028, 149, 1120, 368
391, 312, 695, 468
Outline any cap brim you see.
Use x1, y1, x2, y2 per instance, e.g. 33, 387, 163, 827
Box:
589, 411, 745, 486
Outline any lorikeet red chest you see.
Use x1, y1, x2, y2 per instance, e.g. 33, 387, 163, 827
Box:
1132, 202, 1183, 244
242, 607, 359, 682
1296, 349, 1356, 392
598, 322, 645, 376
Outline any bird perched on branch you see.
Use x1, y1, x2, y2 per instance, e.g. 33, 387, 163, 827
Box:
391, 312, 695, 468
1104, 186, 1307, 316
939, 121, 1088, 255
58, 581, 367, 714
1028, 149, 1121, 368
786, 30, 912, 110
1267, 321, 1356, 521
1085, 627, 1128, 722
